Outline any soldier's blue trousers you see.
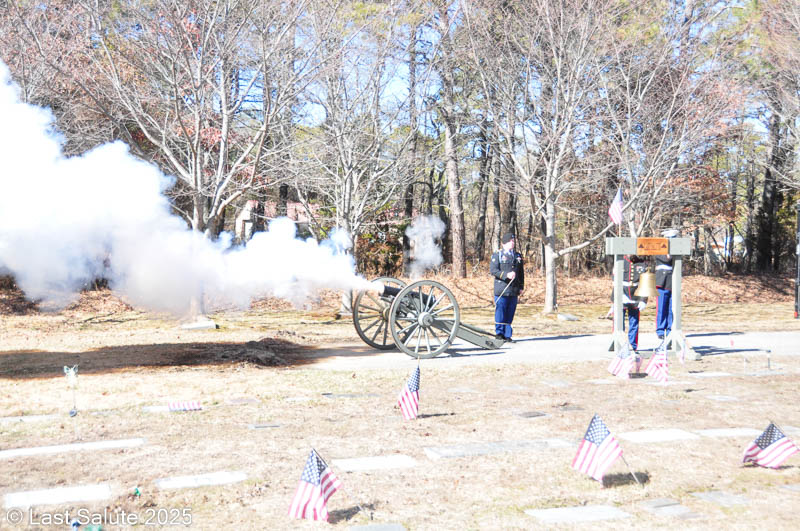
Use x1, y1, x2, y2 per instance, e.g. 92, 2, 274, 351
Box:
656, 288, 673, 338
494, 295, 518, 339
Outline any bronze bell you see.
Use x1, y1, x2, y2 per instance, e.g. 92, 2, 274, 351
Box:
634, 271, 657, 298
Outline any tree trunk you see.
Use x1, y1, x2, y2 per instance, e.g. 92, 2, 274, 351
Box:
278, 183, 289, 217
424, 167, 434, 215
443, 121, 465, 277
435, 169, 451, 265
542, 196, 558, 313
491, 154, 502, 253
403, 23, 419, 276
756, 107, 784, 271
437, 5, 466, 278
475, 126, 491, 261
744, 162, 757, 272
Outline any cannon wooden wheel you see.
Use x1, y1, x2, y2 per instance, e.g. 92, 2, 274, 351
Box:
389, 280, 460, 358
352, 277, 406, 350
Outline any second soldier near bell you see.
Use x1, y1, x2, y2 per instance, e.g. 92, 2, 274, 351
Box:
490, 232, 524, 342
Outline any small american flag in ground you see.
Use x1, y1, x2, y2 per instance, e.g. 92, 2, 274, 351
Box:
168, 401, 202, 411
742, 423, 799, 468
608, 344, 633, 378
398, 365, 420, 420
572, 414, 623, 482
608, 188, 624, 225
288, 449, 341, 521
646, 348, 668, 383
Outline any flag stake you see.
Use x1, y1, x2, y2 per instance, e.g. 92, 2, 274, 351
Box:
339, 483, 370, 520
620, 455, 644, 488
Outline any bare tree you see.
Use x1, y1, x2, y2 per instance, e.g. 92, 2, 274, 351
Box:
294, 0, 432, 250
6, 0, 329, 238
0, 1, 117, 155
428, 1, 468, 277
465, 0, 612, 312
466, 0, 742, 312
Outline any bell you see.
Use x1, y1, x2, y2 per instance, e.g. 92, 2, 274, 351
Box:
634, 271, 657, 298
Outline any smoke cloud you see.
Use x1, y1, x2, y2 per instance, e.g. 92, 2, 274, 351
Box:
405, 215, 446, 279
0, 62, 371, 314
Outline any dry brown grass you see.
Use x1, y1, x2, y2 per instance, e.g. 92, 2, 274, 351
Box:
1, 278, 799, 529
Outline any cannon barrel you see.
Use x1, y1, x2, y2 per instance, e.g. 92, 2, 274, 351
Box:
381, 285, 402, 297
380, 284, 433, 306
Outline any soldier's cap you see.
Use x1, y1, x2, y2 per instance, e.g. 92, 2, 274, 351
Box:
501, 232, 515, 244
661, 229, 679, 238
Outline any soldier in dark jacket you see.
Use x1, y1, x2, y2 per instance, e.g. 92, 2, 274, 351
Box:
654, 229, 679, 342
612, 255, 648, 351
490, 232, 525, 342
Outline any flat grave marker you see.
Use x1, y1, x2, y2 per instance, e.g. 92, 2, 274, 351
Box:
687, 371, 732, 378
695, 428, 761, 438
5, 484, 111, 508
517, 411, 548, 419
447, 387, 480, 394
322, 393, 379, 399
0, 415, 58, 425
499, 385, 528, 391
424, 439, 570, 460
639, 498, 703, 519
704, 395, 739, 402
333, 455, 417, 472
691, 490, 749, 507
618, 429, 699, 444
0, 438, 145, 460
155, 471, 247, 490
525, 505, 631, 524
349, 525, 406, 531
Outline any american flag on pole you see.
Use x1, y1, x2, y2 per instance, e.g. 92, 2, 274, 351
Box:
608, 343, 634, 378
572, 414, 623, 482
742, 423, 799, 468
398, 365, 420, 420
168, 400, 202, 412
608, 188, 623, 225
288, 449, 341, 521
646, 348, 668, 383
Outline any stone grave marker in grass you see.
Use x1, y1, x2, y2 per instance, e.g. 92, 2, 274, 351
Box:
691, 490, 749, 507
687, 371, 732, 378
0, 414, 58, 425
155, 471, 247, 490
0, 438, 146, 460
5, 484, 111, 508
517, 411, 548, 418
524, 505, 631, 524
348, 524, 406, 531
618, 429, 699, 444
424, 439, 571, 460
695, 428, 761, 438
332, 455, 417, 472
447, 387, 480, 394
704, 394, 739, 402
639, 498, 704, 519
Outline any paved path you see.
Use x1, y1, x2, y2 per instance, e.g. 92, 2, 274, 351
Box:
308, 330, 800, 371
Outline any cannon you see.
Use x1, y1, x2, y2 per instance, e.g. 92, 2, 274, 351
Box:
352, 277, 505, 358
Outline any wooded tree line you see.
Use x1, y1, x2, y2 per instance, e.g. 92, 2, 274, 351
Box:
1, 0, 799, 313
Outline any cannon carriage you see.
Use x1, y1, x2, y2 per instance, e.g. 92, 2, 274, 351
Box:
352, 278, 505, 358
